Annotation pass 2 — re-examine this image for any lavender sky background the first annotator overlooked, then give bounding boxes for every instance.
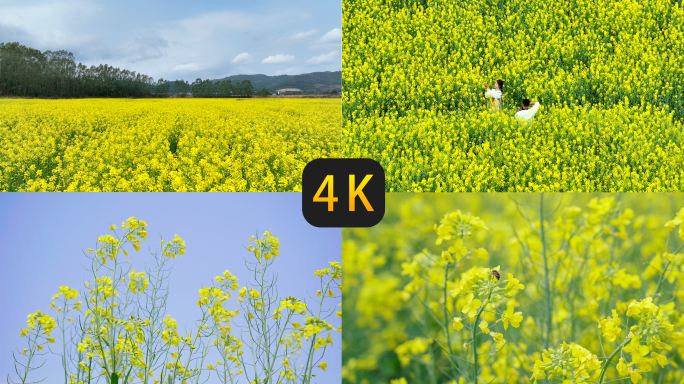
[0,193,341,384]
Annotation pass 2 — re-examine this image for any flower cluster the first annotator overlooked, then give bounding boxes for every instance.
[247,231,279,261]
[435,211,488,243]
[21,311,57,339]
[54,285,79,300]
[451,266,525,349]
[665,208,684,239]
[161,234,186,258]
[315,261,342,280]
[452,267,524,300]
[620,299,673,369]
[275,297,308,320]
[160,315,181,347]
[300,317,334,343]
[214,269,239,289]
[394,338,432,367]
[127,269,148,294]
[531,343,601,383]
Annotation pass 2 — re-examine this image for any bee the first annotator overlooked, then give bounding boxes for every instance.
[491,269,502,281]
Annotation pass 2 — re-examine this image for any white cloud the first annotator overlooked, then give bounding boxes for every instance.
[288,29,317,41]
[307,50,338,65]
[171,63,200,72]
[262,54,294,64]
[319,28,341,43]
[231,52,252,64]
[173,11,255,41]
[310,28,341,50]
[0,0,101,34]
[0,0,102,50]
[119,32,168,63]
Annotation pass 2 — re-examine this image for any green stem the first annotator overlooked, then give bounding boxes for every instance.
[471,306,485,384]
[21,325,42,383]
[268,308,294,382]
[443,261,456,379]
[598,338,631,384]
[258,257,271,383]
[109,237,126,377]
[653,261,671,299]
[302,337,317,384]
[62,298,68,384]
[243,309,258,383]
[88,357,93,384]
[303,278,330,384]
[91,258,112,379]
[469,279,495,384]
[144,258,164,384]
[540,193,551,350]
[194,313,213,384]
[654,243,684,299]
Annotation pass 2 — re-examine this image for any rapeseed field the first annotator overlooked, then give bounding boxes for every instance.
[343,0,684,191]
[0,98,340,191]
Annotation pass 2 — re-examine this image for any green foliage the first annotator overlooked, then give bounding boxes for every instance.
[0,42,161,98]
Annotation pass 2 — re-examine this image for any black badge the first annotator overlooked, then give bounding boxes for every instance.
[302,159,385,227]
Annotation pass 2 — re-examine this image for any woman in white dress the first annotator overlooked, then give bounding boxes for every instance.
[484,79,504,112]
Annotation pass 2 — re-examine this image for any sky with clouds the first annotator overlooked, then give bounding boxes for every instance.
[0,0,341,81]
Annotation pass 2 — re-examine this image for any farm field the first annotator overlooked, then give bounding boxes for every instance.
[342,193,684,384]
[343,0,684,192]
[0,98,340,191]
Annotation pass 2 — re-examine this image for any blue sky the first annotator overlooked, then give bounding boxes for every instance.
[0,193,341,384]
[0,0,341,81]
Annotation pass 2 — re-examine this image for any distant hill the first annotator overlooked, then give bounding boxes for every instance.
[216,71,341,93]
[215,74,292,91]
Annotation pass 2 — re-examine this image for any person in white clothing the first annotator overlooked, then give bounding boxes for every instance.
[515,99,540,122]
[484,79,504,112]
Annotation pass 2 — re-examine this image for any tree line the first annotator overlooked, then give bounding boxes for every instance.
[0,42,265,98]
[173,78,268,97]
